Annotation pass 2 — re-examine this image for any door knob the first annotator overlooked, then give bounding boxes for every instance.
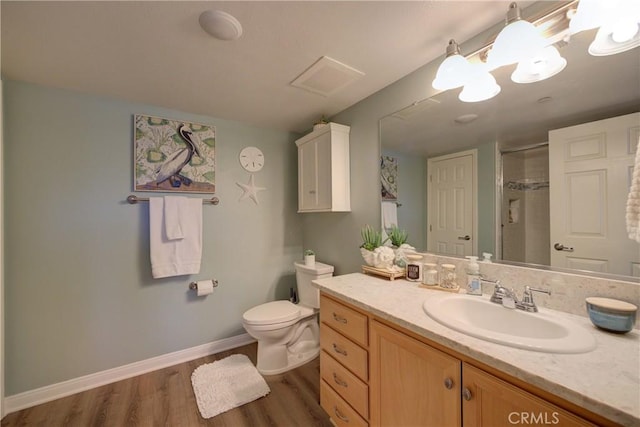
[553,243,574,252]
[458,235,471,241]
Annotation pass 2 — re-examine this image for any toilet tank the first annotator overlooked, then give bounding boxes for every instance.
[294,261,334,308]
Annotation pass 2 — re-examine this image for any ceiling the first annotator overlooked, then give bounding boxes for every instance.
[1,0,533,134]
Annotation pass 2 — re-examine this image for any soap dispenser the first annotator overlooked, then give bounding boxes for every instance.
[465,256,482,295]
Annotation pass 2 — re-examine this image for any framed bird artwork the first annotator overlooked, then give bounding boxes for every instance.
[134,114,216,193]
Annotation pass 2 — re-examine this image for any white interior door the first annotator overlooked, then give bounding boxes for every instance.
[427,150,477,256]
[549,112,640,277]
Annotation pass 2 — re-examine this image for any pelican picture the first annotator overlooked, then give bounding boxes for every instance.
[134,114,216,193]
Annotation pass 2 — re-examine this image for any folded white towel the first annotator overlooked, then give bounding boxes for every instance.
[150,197,202,278]
[164,196,186,240]
[626,139,640,243]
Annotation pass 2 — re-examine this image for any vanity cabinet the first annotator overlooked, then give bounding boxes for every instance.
[370,320,461,427]
[319,294,369,426]
[369,319,594,427]
[319,292,602,427]
[462,363,594,427]
[295,122,350,212]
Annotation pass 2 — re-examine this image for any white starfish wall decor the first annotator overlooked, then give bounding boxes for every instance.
[236,174,266,205]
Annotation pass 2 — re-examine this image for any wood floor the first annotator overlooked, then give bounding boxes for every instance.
[1,343,333,427]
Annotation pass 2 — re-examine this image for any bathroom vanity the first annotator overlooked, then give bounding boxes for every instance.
[314,273,639,427]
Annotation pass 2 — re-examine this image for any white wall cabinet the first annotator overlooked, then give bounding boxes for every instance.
[296,123,350,212]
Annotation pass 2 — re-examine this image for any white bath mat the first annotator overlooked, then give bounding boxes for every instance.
[191,354,271,419]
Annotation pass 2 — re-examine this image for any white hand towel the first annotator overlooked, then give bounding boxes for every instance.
[626,139,640,243]
[164,196,186,240]
[381,201,398,245]
[381,201,398,230]
[150,197,202,278]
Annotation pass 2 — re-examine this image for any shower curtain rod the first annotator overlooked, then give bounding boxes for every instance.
[500,142,549,154]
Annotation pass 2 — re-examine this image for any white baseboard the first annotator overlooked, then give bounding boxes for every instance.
[4,333,255,415]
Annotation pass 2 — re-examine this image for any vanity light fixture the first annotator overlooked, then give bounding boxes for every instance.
[459,64,501,103]
[431,1,638,102]
[570,0,640,56]
[511,45,567,84]
[486,2,549,70]
[432,39,472,90]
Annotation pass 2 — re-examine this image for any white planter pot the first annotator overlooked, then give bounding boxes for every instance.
[304,254,315,267]
[360,248,376,266]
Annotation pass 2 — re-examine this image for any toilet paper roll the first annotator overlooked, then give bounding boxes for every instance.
[196,280,215,296]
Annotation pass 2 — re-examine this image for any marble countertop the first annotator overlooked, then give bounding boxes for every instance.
[313,273,640,427]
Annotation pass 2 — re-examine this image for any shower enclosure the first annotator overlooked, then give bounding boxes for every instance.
[501,145,550,265]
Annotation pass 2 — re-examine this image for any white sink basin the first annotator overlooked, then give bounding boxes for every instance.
[423,293,596,353]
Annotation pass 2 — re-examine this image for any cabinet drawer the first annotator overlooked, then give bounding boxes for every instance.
[321,379,368,427]
[321,324,368,381]
[321,351,369,419]
[320,295,368,346]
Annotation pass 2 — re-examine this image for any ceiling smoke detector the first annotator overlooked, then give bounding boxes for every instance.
[199,10,243,41]
[454,113,479,124]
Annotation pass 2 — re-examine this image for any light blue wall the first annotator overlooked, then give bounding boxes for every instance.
[3,81,303,395]
[381,149,427,251]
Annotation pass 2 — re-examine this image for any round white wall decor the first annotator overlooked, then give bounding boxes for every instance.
[239,146,264,172]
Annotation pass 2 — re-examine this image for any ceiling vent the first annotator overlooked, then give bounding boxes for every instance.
[291,56,364,97]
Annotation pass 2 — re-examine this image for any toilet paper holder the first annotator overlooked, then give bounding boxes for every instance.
[189,280,219,290]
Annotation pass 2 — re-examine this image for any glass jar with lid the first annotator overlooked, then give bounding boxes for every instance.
[422,263,438,286]
[440,264,457,289]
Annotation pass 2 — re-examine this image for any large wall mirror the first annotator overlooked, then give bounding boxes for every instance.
[380,7,640,280]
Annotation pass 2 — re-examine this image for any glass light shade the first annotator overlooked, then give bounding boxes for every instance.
[432,54,472,90]
[511,46,567,83]
[486,20,548,69]
[459,66,501,103]
[569,0,610,34]
[589,22,640,55]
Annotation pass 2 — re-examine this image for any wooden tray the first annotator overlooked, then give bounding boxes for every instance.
[361,265,405,281]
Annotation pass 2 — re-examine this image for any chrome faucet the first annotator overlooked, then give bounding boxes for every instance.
[518,286,551,312]
[489,284,551,312]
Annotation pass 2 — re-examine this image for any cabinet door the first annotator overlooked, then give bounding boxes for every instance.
[298,134,331,211]
[462,363,594,427]
[370,321,461,427]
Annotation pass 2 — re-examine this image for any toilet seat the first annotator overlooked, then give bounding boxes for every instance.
[243,300,314,326]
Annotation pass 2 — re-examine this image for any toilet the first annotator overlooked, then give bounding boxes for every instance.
[242,261,334,375]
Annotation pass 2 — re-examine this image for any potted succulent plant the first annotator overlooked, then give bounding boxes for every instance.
[360,225,395,269]
[387,225,408,248]
[304,249,315,267]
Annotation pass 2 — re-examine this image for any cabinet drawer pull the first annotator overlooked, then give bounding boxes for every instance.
[332,312,348,324]
[332,343,348,356]
[333,372,348,388]
[334,406,349,423]
[444,377,454,389]
[309,190,317,194]
[462,388,472,401]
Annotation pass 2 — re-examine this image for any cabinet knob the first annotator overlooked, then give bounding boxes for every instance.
[462,388,472,401]
[444,377,454,389]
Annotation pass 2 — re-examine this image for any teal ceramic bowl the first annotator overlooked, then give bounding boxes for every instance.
[585,297,637,333]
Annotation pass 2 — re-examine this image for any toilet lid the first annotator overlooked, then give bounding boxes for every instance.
[243,300,301,325]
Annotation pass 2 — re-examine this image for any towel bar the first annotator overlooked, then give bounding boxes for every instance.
[126,195,219,205]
